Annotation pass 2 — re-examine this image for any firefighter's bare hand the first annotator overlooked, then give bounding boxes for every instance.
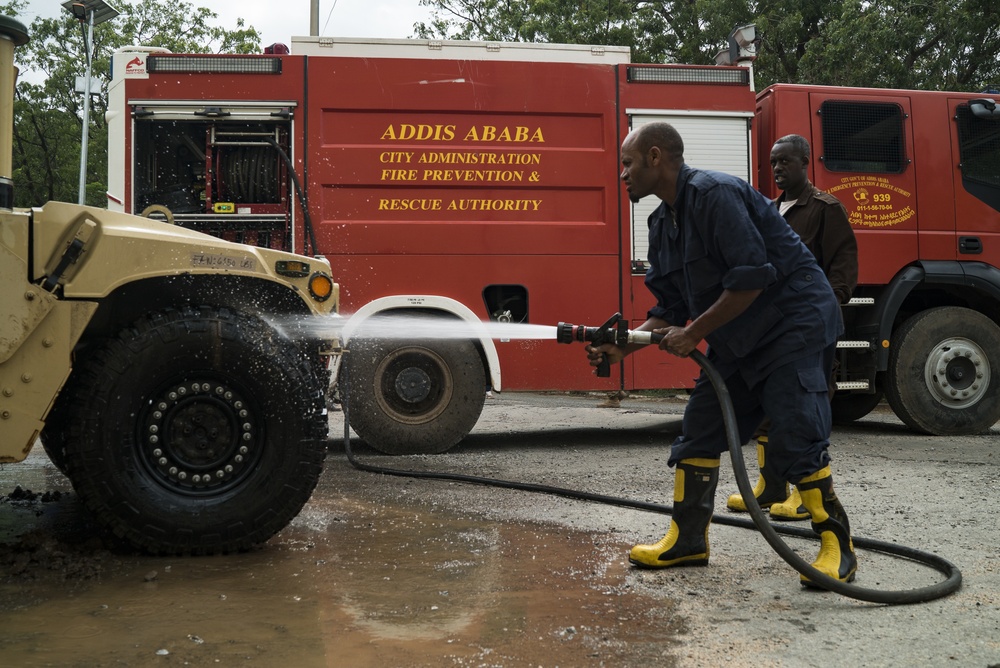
[656,326,699,357]
[586,343,624,368]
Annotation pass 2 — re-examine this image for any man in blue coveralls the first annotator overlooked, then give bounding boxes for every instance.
[587,122,857,586]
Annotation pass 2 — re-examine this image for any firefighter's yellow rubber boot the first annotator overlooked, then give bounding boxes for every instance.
[726,436,789,511]
[768,487,810,520]
[796,466,857,587]
[629,458,719,569]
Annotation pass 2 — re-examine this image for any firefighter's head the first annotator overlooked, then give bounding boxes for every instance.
[770,134,810,198]
[620,122,684,204]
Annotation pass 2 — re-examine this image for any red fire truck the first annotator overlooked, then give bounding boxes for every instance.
[106,37,1000,452]
[756,86,1000,437]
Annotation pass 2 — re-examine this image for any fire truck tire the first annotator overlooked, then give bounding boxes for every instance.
[831,388,885,424]
[344,337,486,455]
[885,306,1000,435]
[59,306,329,555]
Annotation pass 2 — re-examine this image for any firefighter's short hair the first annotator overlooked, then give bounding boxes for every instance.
[636,122,684,162]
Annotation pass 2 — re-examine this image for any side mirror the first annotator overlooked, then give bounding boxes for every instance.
[969,98,1000,119]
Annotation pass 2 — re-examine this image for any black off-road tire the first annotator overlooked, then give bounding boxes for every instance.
[40,361,95,474]
[60,306,329,555]
[40,386,74,474]
[344,337,486,455]
[885,306,1000,435]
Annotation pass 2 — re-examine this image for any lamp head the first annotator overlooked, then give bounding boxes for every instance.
[727,24,759,64]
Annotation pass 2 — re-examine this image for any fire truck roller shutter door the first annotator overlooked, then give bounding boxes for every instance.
[627,112,753,272]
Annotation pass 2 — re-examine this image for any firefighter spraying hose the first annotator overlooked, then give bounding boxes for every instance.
[339,312,962,605]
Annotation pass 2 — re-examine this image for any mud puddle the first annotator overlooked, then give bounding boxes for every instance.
[0,463,684,667]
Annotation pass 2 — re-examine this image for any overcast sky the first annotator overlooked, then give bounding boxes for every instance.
[21,0,435,48]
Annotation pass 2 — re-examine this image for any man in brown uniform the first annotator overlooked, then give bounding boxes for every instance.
[726,134,858,520]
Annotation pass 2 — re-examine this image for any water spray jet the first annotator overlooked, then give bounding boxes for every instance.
[267,312,558,343]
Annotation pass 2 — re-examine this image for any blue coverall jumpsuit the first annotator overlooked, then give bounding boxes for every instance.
[646,165,842,484]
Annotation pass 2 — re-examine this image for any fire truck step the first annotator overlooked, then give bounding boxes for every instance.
[835,380,871,391]
[836,340,872,349]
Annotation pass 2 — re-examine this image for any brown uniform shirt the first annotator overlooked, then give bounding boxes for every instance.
[775,182,858,304]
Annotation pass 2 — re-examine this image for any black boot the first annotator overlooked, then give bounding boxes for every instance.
[796,466,857,587]
[726,436,789,511]
[629,458,719,568]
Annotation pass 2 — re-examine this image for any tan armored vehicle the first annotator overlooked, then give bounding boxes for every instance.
[0,16,339,554]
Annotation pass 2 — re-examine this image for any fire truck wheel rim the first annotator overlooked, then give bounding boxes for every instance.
[923,337,990,409]
[373,346,454,425]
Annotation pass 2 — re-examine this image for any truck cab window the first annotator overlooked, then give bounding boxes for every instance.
[956,103,1000,213]
[820,100,906,173]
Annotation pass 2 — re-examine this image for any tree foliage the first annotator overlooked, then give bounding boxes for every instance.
[4,1,999,209]
[1,0,260,207]
[416,0,1000,91]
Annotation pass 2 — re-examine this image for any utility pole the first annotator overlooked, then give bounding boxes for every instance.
[63,1,119,205]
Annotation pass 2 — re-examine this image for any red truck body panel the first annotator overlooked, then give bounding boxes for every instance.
[111,48,756,392]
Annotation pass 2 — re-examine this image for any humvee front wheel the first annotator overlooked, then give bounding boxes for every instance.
[40,382,75,473]
[62,306,328,555]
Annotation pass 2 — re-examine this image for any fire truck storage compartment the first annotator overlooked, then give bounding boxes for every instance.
[132,103,293,248]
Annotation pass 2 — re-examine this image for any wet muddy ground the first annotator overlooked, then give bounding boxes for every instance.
[0,479,680,667]
[2,392,999,667]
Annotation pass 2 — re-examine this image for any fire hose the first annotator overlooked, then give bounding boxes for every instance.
[339,314,962,605]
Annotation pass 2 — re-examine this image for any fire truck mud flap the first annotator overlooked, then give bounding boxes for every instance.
[343,335,487,455]
[54,305,329,555]
[886,306,1000,435]
[831,383,885,424]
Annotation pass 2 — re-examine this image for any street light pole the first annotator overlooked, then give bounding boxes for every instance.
[78,7,94,204]
[63,0,118,206]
